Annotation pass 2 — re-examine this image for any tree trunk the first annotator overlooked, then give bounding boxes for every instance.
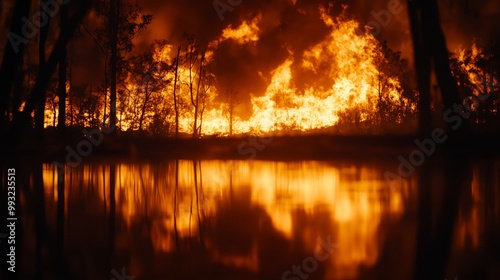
[424,0,467,134]
[35,1,51,137]
[188,43,196,137]
[173,46,181,138]
[408,0,432,136]
[58,3,67,134]
[193,53,204,138]
[14,1,93,135]
[409,1,470,280]
[138,80,150,131]
[109,0,119,131]
[0,0,31,135]
[229,104,233,136]
[378,71,383,124]
[103,59,107,125]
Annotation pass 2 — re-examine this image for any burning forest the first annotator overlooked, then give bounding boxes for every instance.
[1,0,500,280]
[1,0,499,139]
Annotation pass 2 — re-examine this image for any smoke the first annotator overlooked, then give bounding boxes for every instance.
[129,0,498,116]
[438,0,500,51]
[136,0,330,113]
[1,0,497,114]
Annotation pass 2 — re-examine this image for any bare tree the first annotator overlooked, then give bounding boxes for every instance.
[93,0,152,131]
[185,36,206,138]
[223,88,240,136]
[197,71,215,136]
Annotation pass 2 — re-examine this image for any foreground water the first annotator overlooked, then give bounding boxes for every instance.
[14,159,500,279]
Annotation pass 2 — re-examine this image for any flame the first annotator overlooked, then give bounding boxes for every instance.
[200,8,408,135]
[220,15,261,45]
[38,160,499,278]
[39,160,410,279]
[44,6,413,135]
[454,42,499,96]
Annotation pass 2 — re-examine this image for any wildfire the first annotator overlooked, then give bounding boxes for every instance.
[220,15,261,45]
[198,8,407,135]
[45,5,413,136]
[455,42,498,96]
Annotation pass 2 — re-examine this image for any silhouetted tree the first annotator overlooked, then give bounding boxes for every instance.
[173,45,181,137]
[123,41,171,132]
[58,3,68,133]
[197,69,215,136]
[449,45,500,125]
[34,0,51,137]
[408,0,465,136]
[12,1,94,141]
[408,1,472,280]
[0,0,31,137]
[375,41,416,124]
[223,88,240,136]
[92,0,152,131]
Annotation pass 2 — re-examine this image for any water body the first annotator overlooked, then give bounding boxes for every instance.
[14,159,500,279]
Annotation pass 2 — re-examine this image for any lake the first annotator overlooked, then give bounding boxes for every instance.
[13,158,500,279]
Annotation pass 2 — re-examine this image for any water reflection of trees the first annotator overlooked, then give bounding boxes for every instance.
[13,159,500,279]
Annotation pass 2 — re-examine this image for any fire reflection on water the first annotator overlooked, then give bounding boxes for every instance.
[38,159,496,279]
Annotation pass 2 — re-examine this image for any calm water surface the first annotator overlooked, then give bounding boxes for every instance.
[16,159,500,279]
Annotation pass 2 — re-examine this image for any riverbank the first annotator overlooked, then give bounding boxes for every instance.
[3,131,500,162]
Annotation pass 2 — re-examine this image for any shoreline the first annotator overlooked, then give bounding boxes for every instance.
[3,132,500,162]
